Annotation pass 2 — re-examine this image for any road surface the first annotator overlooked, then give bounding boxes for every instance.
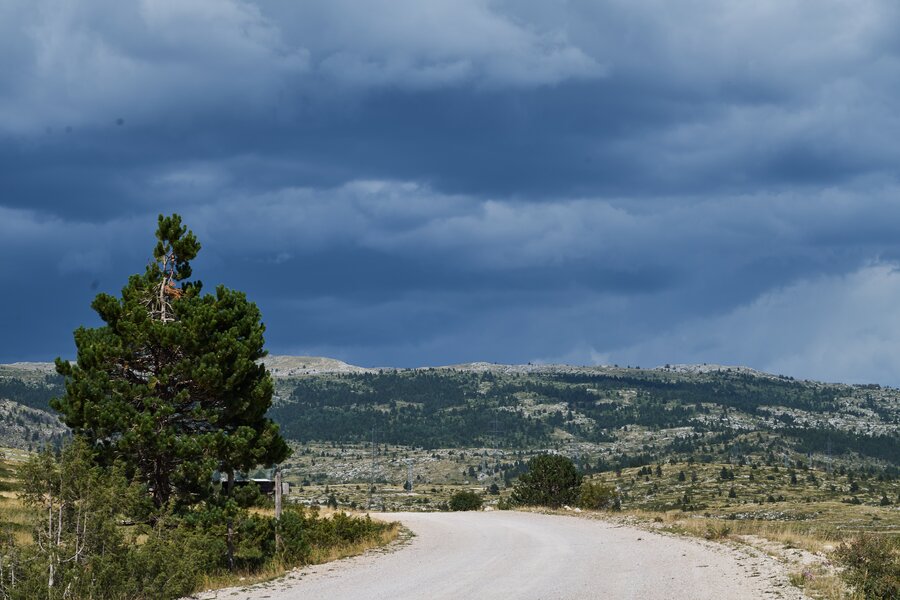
[199,511,806,600]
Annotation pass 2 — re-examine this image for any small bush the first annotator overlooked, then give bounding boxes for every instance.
[577,482,619,511]
[510,455,582,508]
[449,490,483,511]
[125,524,224,599]
[835,534,899,599]
[704,522,732,540]
[232,482,265,508]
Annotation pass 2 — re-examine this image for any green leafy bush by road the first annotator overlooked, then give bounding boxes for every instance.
[449,490,483,511]
[511,455,582,508]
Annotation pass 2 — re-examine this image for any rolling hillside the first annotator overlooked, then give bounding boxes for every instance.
[264,358,900,475]
[0,364,67,450]
[2,356,898,475]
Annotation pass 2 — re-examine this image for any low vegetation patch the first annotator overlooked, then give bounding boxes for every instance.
[510,454,582,508]
[578,481,620,511]
[0,442,398,600]
[835,534,899,599]
[448,490,483,511]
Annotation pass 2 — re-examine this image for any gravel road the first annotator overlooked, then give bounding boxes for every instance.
[198,511,807,600]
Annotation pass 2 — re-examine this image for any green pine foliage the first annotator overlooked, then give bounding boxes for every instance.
[0,374,63,412]
[51,214,289,509]
[448,490,483,511]
[275,371,552,447]
[511,455,582,508]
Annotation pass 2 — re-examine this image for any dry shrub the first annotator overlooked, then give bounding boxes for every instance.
[835,534,899,600]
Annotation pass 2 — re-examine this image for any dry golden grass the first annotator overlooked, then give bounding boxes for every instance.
[199,562,289,591]
[0,457,34,546]
[789,567,846,600]
[648,513,837,553]
[248,505,275,518]
[307,523,400,564]
[250,505,375,520]
[636,502,898,549]
[0,499,31,525]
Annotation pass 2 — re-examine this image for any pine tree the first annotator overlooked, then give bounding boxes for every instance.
[52,214,289,510]
[511,454,582,508]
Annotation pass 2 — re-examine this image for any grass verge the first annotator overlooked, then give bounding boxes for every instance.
[198,518,401,593]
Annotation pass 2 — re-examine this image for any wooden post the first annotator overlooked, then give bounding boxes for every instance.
[274,468,283,520]
[226,470,235,571]
[274,467,282,552]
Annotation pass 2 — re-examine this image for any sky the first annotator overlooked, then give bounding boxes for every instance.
[2,0,900,384]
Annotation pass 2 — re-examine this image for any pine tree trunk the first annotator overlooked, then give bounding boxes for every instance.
[57,504,63,547]
[47,492,54,597]
[159,275,167,322]
[153,459,171,509]
[226,520,235,572]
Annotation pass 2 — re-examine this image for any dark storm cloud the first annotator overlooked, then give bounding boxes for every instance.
[4,0,900,383]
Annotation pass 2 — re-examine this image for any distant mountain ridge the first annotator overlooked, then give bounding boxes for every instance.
[0,356,862,386]
[263,356,822,385]
[261,356,899,472]
[262,355,375,376]
[1,357,897,472]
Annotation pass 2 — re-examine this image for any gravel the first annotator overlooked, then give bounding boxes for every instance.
[196,511,808,600]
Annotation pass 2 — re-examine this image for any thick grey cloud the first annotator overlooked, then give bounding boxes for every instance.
[599,264,900,385]
[3,0,900,383]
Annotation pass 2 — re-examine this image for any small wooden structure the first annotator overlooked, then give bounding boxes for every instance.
[233,478,290,497]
